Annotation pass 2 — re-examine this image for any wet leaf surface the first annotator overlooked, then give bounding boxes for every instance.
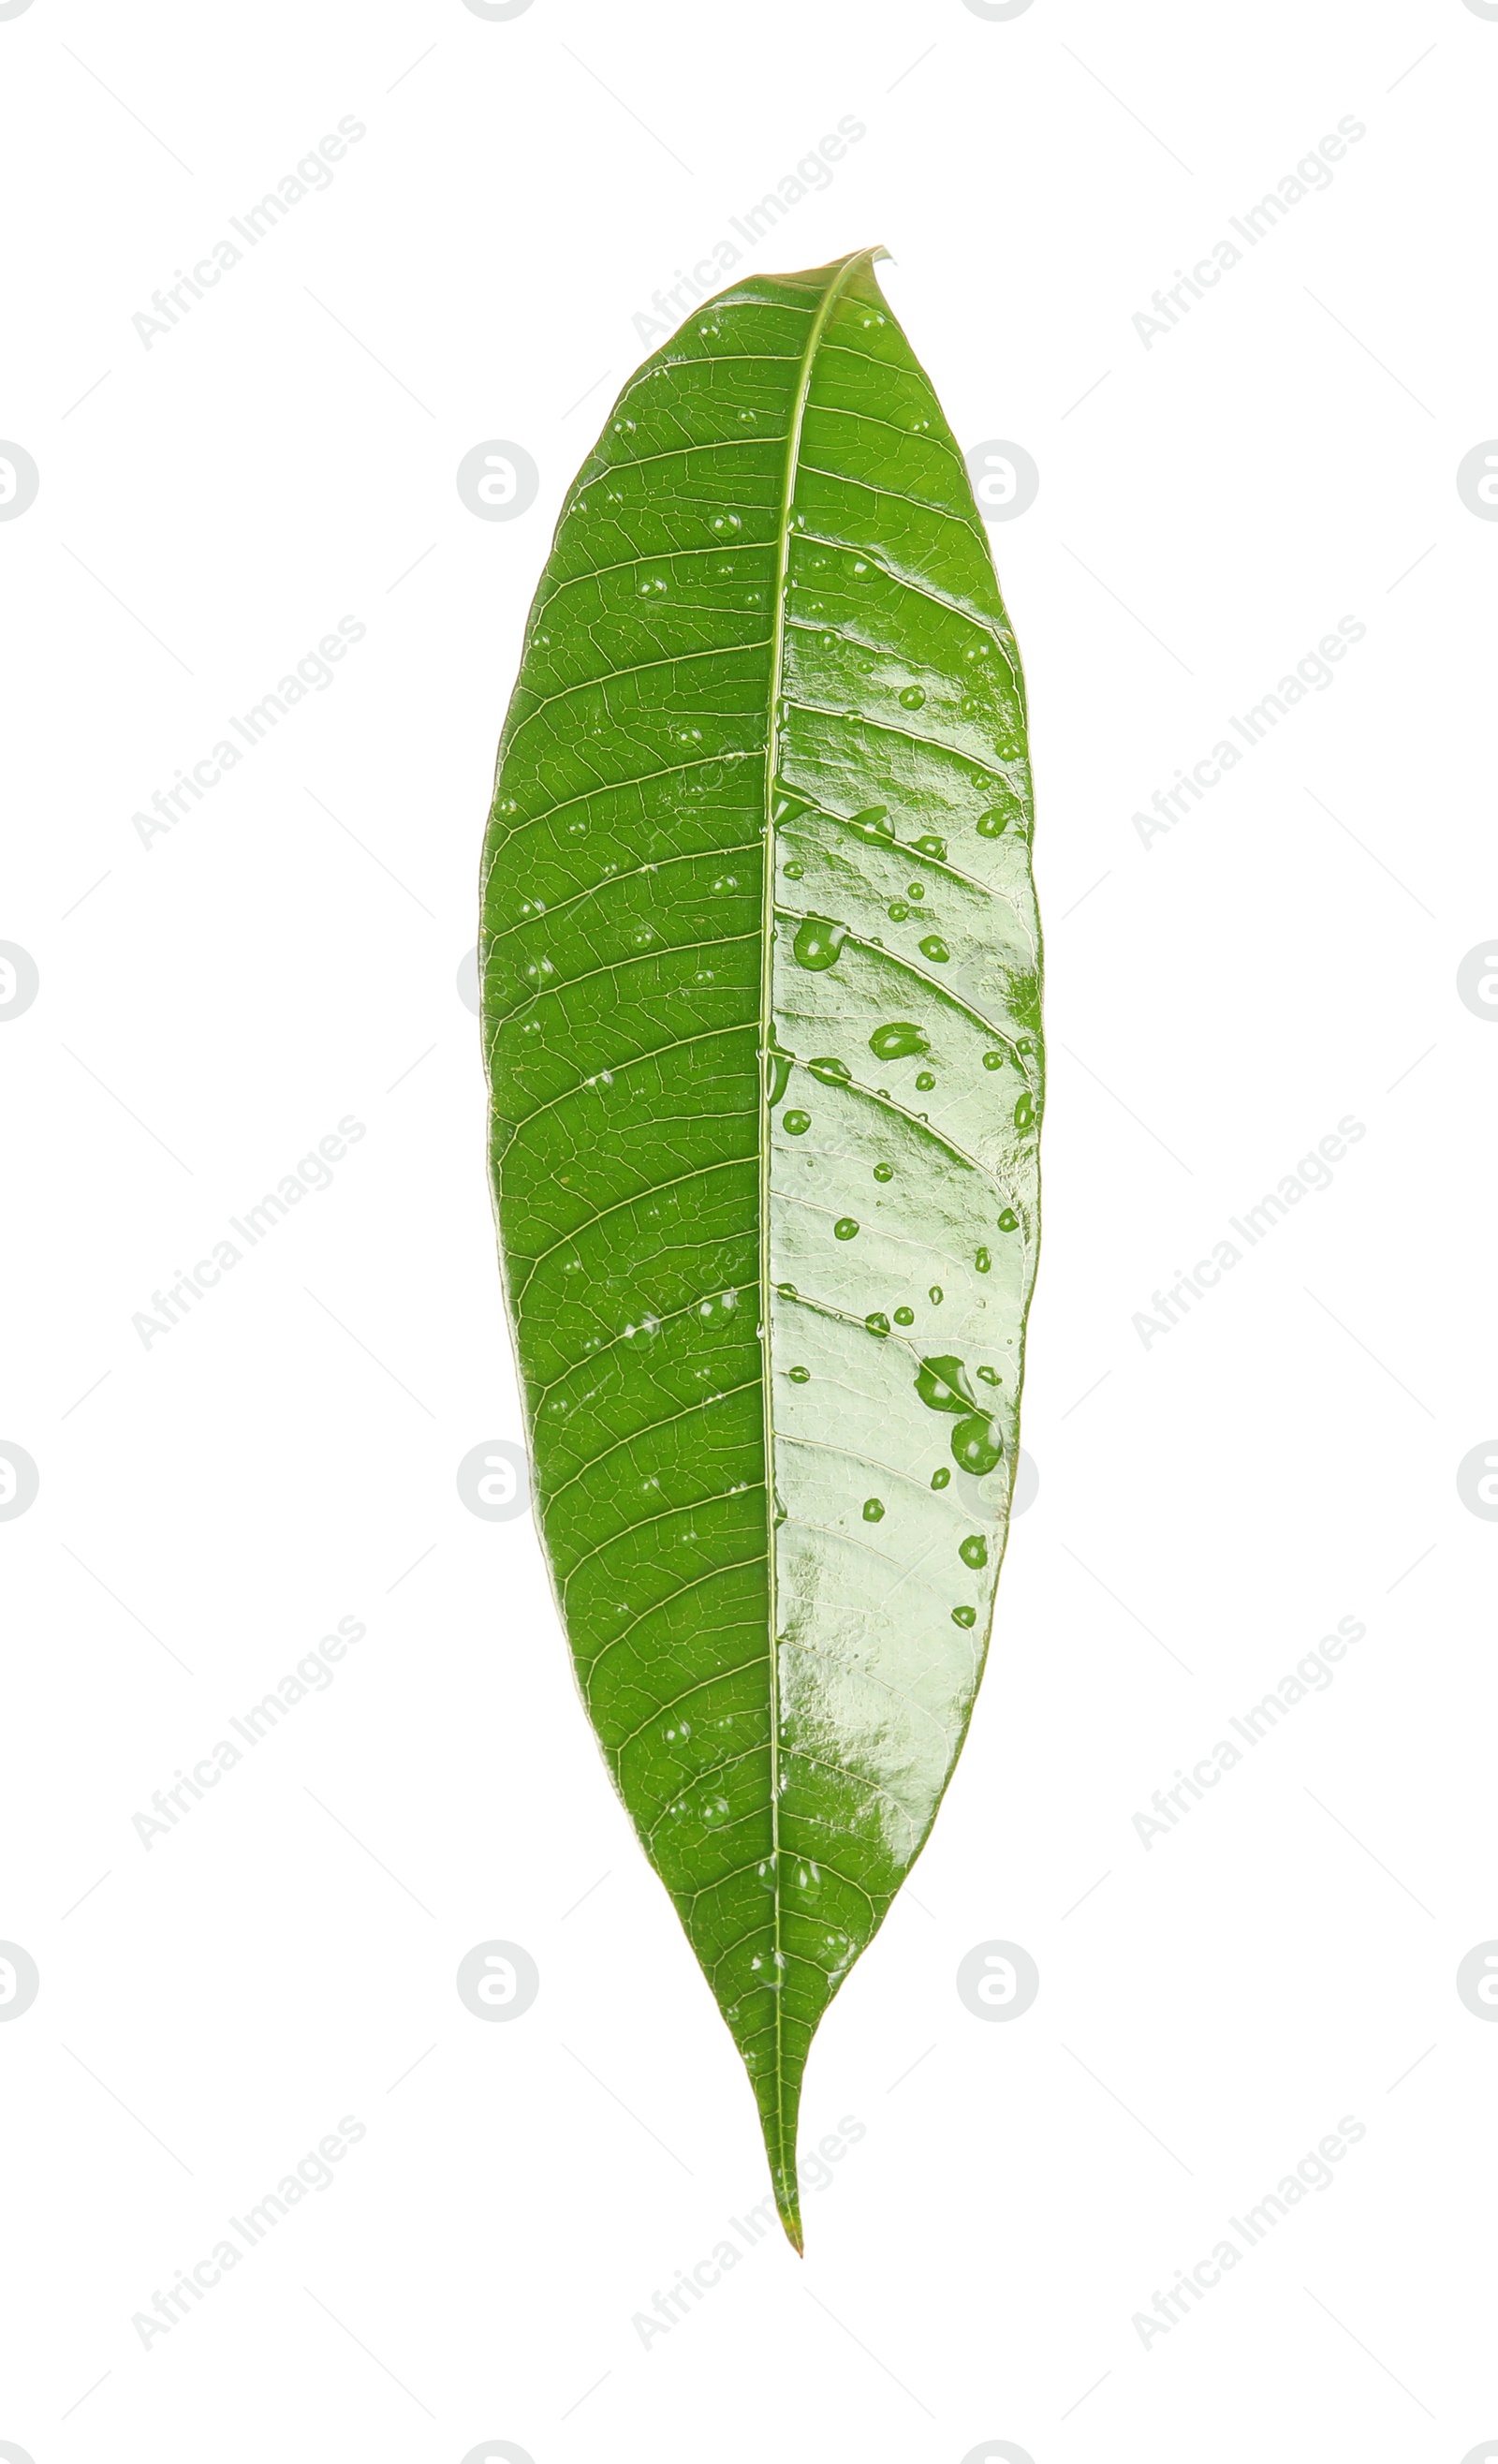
[481,247,1043,2244]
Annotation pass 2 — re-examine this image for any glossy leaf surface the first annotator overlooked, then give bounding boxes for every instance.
[481,248,1042,2245]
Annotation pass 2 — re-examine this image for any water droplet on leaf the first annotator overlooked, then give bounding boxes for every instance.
[914,1354,979,1414]
[951,1416,1003,1475]
[792,917,847,971]
[869,1022,928,1061]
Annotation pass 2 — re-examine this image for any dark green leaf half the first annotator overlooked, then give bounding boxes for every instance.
[481,246,1042,2246]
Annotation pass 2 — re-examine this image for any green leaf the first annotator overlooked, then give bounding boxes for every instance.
[481,246,1042,2247]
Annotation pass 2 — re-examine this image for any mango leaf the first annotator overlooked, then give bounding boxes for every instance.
[481,247,1042,2247]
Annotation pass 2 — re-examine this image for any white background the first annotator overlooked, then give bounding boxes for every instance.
[3,1,1496,2458]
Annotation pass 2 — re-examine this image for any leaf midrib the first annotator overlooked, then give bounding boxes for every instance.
[758,250,877,2234]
